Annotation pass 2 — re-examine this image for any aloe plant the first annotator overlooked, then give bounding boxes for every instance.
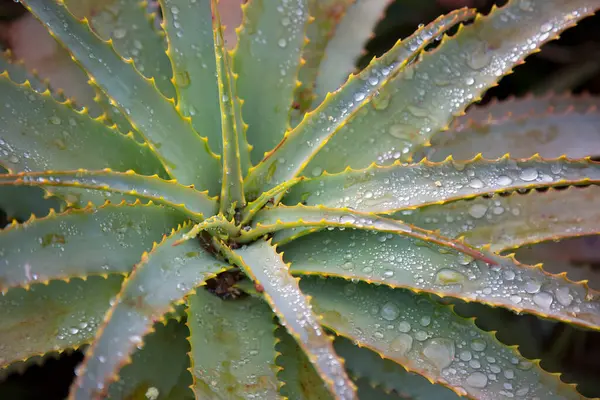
[1,0,600,398]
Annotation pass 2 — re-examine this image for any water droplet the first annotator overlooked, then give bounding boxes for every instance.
[496,175,513,186]
[524,280,541,294]
[519,168,538,181]
[470,338,487,352]
[423,338,455,370]
[467,371,488,388]
[380,302,400,321]
[311,167,323,177]
[468,178,484,189]
[390,333,413,355]
[420,316,431,327]
[435,269,466,285]
[113,27,127,39]
[459,350,472,361]
[341,261,354,270]
[533,291,553,309]
[555,287,573,307]
[278,38,287,48]
[468,204,488,219]
[50,116,61,125]
[398,321,411,333]
[8,154,19,164]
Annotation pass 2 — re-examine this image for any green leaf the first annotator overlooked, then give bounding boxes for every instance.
[308,0,600,173]
[0,169,218,220]
[0,202,185,291]
[354,378,414,400]
[91,82,135,138]
[241,177,303,225]
[213,2,247,214]
[0,275,122,369]
[233,0,310,165]
[159,0,222,154]
[334,336,460,399]
[22,0,222,192]
[301,277,583,399]
[108,319,193,400]
[0,185,63,223]
[187,288,280,398]
[69,224,228,399]
[0,50,62,98]
[283,229,600,330]
[0,74,163,176]
[284,157,600,213]
[275,326,334,400]
[64,0,175,99]
[245,8,476,196]
[397,185,600,252]
[420,100,600,162]
[220,239,357,399]
[292,0,355,116]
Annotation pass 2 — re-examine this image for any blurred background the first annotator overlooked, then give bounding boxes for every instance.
[1,0,599,398]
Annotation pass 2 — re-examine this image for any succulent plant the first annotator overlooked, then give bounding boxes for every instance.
[1,0,600,398]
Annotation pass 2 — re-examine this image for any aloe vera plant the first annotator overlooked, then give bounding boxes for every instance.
[1,0,600,398]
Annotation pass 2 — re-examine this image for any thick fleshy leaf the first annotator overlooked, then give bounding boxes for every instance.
[275,326,334,400]
[22,0,221,192]
[0,275,122,369]
[90,82,135,137]
[420,101,600,162]
[0,169,218,220]
[187,288,279,398]
[0,74,163,176]
[308,0,600,173]
[292,0,355,116]
[222,240,357,399]
[107,319,193,399]
[64,0,175,98]
[0,186,63,223]
[283,229,600,330]
[284,157,600,213]
[69,224,228,399]
[302,277,583,399]
[334,336,460,399]
[245,8,476,196]
[240,177,303,225]
[397,185,600,252]
[0,50,60,97]
[0,202,185,291]
[160,0,222,152]
[213,2,247,213]
[233,0,310,164]
[313,0,390,100]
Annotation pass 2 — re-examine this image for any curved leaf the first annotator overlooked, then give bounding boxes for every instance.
[397,185,600,252]
[159,0,222,152]
[0,74,163,176]
[221,239,357,400]
[0,202,185,291]
[0,275,122,369]
[307,0,600,173]
[302,277,583,399]
[421,102,600,162]
[284,156,600,213]
[187,288,279,398]
[283,229,600,330]
[0,169,218,220]
[241,177,303,225]
[0,186,63,223]
[69,224,228,399]
[275,326,334,400]
[245,8,476,196]
[334,336,460,400]
[65,0,175,98]
[22,0,222,192]
[233,0,310,164]
[0,50,59,96]
[108,319,193,400]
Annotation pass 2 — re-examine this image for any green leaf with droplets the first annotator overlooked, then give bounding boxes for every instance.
[240,177,303,226]
[283,228,600,330]
[285,157,600,213]
[220,239,357,399]
[0,185,63,223]
[275,326,334,400]
[0,275,122,369]
[0,169,218,220]
[233,0,310,165]
[22,0,221,193]
[245,8,476,196]
[301,277,583,399]
[292,0,355,117]
[334,336,460,399]
[0,202,185,291]
[419,100,600,162]
[69,224,228,399]
[307,0,600,173]
[64,0,175,99]
[108,319,193,400]
[213,2,247,213]
[187,288,279,399]
[0,50,60,97]
[0,74,163,176]
[397,185,600,252]
[159,0,222,155]
[91,82,135,138]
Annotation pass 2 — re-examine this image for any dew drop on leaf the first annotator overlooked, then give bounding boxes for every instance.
[423,338,455,370]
